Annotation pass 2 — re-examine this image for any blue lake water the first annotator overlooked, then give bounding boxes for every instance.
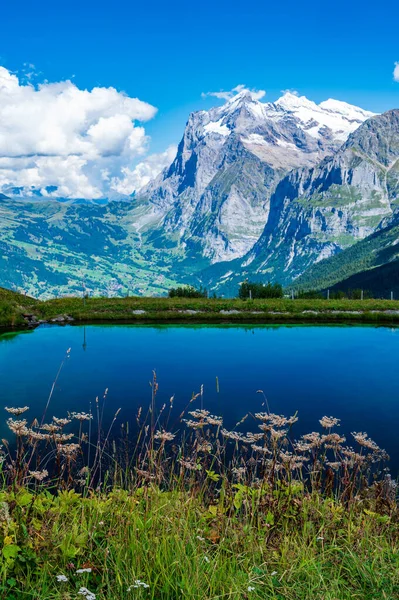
[1,323,399,473]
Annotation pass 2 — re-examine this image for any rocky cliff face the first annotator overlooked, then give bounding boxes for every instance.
[202,110,399,292]
[139,91,374,264]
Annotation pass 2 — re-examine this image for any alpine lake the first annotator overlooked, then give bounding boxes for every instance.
[1,322,398,474]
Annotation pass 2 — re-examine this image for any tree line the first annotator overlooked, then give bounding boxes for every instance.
[168,282,379,300]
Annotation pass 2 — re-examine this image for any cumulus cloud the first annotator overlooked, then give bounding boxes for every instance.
[112,145,177,194]
[0,66,166,198]
[394,62,399,83]
[202,84,266,102]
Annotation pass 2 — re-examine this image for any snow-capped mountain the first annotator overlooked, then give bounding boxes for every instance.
[198,109,399,295]
[139,91,374,262]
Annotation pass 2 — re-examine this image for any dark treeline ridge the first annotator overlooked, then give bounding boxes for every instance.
[168,285,209,298]
[238,281,284,299]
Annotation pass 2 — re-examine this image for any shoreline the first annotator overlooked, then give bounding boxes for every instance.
[5,294,399,329]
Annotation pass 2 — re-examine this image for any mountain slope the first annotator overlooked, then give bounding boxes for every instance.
[0,196,181,298]
[200,109,399,294]
[291,213,399,292]
[329,259,399,297]
[138,91,374,265]
[0,93,383,299]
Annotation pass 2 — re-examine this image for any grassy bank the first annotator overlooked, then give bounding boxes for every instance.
[0,287,37,328]
[2,485,398,600]
[4,289,399,328]
[1,385,398,599]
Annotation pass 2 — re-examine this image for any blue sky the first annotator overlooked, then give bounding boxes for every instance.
[1,0,398,153]
[0,0,397,199]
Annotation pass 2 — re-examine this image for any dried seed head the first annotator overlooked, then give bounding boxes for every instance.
[5,407,29,415]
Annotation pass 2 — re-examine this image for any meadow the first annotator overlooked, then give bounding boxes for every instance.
[4,287,399,328]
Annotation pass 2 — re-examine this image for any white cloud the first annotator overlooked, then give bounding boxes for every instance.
[394,62,399,83]
[202,84,266,102]
[0,66,162,198]
[111,145,177,195]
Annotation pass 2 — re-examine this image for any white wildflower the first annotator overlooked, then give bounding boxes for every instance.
[78,588,96,600]
[56,574,68,582]
[76,568,92,573]
[29,469,48,482]
[128,579,150,590]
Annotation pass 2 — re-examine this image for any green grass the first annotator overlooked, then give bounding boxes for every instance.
[5,290,399,327]
[2,486,399,600]
[0,287,37,328]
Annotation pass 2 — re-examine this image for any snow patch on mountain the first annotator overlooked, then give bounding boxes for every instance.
[138,89,375,264]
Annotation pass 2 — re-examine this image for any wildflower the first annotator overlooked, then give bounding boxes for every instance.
[53,433,75,442]
[248,586,255,592]
[78,588,96,600]
[57,443,80,456]
[7,418,29,436]
[179,458,201,471]
[322,433,346,448]
[196,535,205,541]
[56,574,68,582]
[279,451,308,470]
[154,430,175,442]
[128,580,149,589]
[301,432,322,448]
[28,431,50,441]
[203,556,210,563]
[135,468,156,481]
[41,423,61,433]
[294,440,312,452]
[255,412,298,428]
[251,444,271,455]
[351,432,380,451]
[71,412,93,421]
[206,415,223,426]
[5,406,29,415]
[269,428,287,441]
[319,416,340,429]
[184,419,206,429]
[243,432,263,443]
[232,466,247,479]
[326,461,341,470]
[53,416,71,426]
[76,568,92,573]
[196,441,212,453]
[316,536,324,541]
[29,469,48,481]
[189,409,210,419]
[221,429,243,441]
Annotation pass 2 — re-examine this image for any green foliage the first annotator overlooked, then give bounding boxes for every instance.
[4,291,399,329]
[168,285,208,298]
[0,487,398,599]
[238,281,283,299]
[296,289,325,299]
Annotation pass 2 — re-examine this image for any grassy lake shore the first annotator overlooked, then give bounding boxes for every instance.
[4,290,399,328]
